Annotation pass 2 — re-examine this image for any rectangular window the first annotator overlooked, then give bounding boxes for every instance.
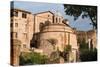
[11,11,18,17]
[11,32,13,38]
[22,13,27,18]
[10,23,13,27]
[11,18,13,22]
[15,32,18,38]
[15,23,18,27]
[13,32,18,38]
[11,11,13,17]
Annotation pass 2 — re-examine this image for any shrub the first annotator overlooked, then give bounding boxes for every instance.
[80,48,97,61]
[19,52,48,65]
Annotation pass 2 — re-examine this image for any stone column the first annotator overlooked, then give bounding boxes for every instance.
[88,39,91,50]
[11,39,21,66]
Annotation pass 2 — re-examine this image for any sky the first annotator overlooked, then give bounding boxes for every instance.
[12,1,93,31]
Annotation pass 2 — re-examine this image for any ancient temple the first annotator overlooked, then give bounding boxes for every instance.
[11,8,78,65]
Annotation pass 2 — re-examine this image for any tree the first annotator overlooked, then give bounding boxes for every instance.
[80,48,97,61]
[63,4,97,29]
[63,45,72,62]
[79,38,88,51]
[78,38,97,62]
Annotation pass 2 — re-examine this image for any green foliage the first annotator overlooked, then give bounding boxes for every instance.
[62,45,72,62]
[64,45,71,53]
[80,48,97,61]
[19,52,48,65]
[50,51,60,60]
[79,38,88,51]
[78,38,97,61]
[63,4,97,29]
[49,51,60,64]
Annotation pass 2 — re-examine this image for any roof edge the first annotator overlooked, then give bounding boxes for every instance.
[11,8,31,14]
[33,11,54,16]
